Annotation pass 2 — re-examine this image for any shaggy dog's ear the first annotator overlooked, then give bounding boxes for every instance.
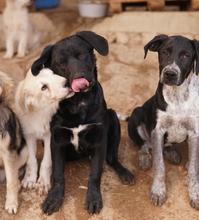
[144,34,169,59]
[76,31,109,56]
[31,45,54,76]
[0,71,13,99]
[18,89,33,113]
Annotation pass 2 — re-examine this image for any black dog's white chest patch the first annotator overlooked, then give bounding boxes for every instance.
[62,123,101,151]
[70,124,88,151]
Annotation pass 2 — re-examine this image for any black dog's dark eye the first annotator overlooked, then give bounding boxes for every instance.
[162,51,168,56]
[41,84,48,91]
[183,54,189,59]
[80,53,85,57]
[59,62,64,66]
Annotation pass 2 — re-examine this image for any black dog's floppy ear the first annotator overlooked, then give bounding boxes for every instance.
[192,39,199,75]
[144,34,169,59]
[31,45,54,76]
[76,31,108,56]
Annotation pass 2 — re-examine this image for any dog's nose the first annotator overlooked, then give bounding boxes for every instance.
[64,81,69,88]
[164,71,177,79]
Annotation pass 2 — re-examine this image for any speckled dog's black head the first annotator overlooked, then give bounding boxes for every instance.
[144,35,199,86]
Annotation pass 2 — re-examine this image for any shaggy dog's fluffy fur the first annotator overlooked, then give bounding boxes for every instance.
[14,68,74,195]
[0,70,28,214]
[2,0,40,59]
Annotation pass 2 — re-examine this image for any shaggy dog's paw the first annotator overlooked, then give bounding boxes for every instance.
[21,175,37,189]
[35,177,51,195]
[150,183,167,206]
[21,167,37,189]
[21,179,36,189]
[138,152,152,171]
[5,201,18,214]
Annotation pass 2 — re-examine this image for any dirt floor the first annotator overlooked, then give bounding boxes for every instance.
[0,0,199,220]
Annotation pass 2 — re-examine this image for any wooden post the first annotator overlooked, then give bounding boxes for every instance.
[0,0,5,13]
[191,0,199,10]
[147,0,165,11]
[109,1,123,13]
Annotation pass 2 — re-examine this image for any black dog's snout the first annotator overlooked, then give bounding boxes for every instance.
[64,81,69,88]
[76,73,86,79]
[164,71,177,79]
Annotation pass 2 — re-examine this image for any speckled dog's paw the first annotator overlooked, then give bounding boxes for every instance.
[189,184,199,210]
[150,182,167,206]
[138,152,152,171]
[164,147,181,165]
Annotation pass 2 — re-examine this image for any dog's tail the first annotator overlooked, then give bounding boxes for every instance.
[117,114,130,122]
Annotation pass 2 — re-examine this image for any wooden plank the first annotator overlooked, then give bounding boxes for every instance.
[109,0,199,12]
[109,0,189,3]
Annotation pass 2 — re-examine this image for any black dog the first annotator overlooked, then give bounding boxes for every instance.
[31,31,134,215]
[128,35,199,209]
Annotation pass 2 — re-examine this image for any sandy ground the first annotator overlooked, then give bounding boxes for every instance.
[0,0,199,220]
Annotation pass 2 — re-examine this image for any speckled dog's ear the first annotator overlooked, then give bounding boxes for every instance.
[192,39,199,75]
[144,34,169,59]
[31,45,54,76]
[76,31,108,56]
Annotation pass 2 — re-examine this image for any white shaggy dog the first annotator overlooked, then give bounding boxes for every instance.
[2,0,40,59]
[0,70,28,214]
[14,68,74,195]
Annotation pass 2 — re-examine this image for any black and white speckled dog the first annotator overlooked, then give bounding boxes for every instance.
[128,35,199,210]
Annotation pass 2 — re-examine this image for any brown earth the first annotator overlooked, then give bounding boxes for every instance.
[0,1,199,220]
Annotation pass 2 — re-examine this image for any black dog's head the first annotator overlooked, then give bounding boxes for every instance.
[31,31,108,92]
[144,34,199,86]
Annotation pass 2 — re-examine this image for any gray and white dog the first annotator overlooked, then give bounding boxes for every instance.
[128,35,199,210]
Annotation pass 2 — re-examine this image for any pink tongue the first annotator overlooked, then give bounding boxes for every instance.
[71,78,89,92]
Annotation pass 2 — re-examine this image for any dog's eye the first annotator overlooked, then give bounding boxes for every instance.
[41,85,48,91]
[80,53,85,57]
[183,54,189,59]
[162,51,168,56]
[59,62,64,66]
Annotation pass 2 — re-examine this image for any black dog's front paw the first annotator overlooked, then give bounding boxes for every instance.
[85,192,103,214]
[42,186,64,215]
[119,168,135,185]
